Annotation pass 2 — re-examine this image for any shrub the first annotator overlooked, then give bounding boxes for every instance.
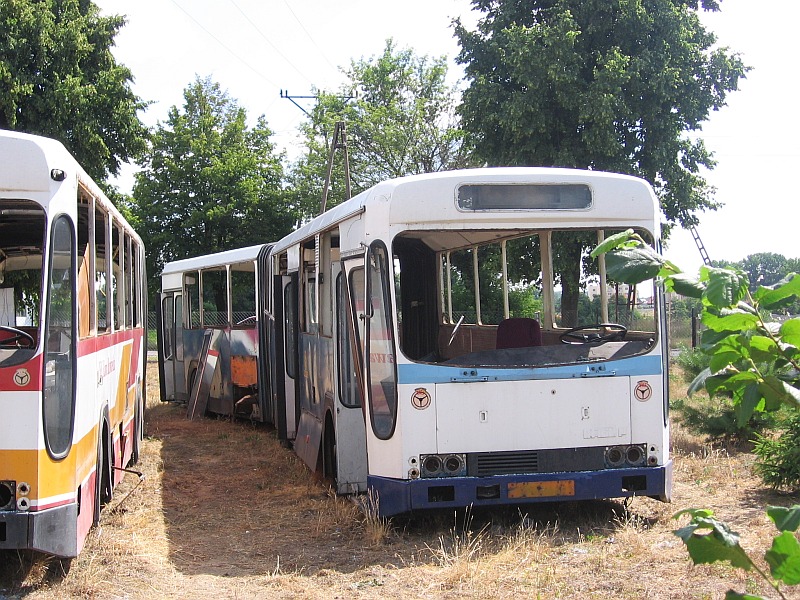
[753,410,800,491]
[673,345,710,382]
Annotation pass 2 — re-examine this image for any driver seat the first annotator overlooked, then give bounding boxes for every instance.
[496,317,542,349]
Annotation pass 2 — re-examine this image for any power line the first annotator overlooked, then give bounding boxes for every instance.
[228,0,315,86]
[168,0,279,90]
[281,0,339,76]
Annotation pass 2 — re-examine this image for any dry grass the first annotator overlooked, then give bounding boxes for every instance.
[1,359,798,599]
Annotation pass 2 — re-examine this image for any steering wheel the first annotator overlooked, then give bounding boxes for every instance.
[0,325,35,348]
[559,323,627,345]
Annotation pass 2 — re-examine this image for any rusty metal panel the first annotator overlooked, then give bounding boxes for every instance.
[507,480,575,499]
[231,354,257,387]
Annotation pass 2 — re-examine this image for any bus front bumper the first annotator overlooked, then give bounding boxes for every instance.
[0,503,78,557]
[368,461,673,517]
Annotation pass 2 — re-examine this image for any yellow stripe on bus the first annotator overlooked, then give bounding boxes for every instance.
[0,423,99,503]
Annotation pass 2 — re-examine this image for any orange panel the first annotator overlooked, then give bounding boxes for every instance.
[231,355,257,387]
[507,480,575,499]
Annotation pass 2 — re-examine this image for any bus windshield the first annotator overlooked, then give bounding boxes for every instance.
[392,226,657,367]
[0,199,46,365]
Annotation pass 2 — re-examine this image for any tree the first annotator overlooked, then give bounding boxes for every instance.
[288,39,471,220]
[739,252,790,291]
[127,76,292,299]
[455,0,748,325]
[0,0,147,183]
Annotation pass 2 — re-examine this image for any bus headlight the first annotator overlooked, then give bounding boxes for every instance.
[421,454,467,478]
[605,444,648,468]
[422,455,442,477]
[0,480,15,511]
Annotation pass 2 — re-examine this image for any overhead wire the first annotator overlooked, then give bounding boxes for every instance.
[168,0,280,91]
[228,0,315,86]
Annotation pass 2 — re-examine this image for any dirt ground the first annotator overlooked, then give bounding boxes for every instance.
[1,360,798,599]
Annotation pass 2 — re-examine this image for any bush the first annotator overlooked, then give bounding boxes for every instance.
[671,394,776,444]
[673,345,709,382]
[753,410,800,491]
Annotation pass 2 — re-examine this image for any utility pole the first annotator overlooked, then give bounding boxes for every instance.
[280,90,355,214]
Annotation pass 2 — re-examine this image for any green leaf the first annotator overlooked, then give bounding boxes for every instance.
[754,273,800,308]
[737,384,765,427]
[702,310,760,333]
[709,350,743,374]
[673,517,752,570]
[767,505,800,532]
[687,367,712,396]
[604,248,663,283]
[759,377,800,410]
[591,229,635,257]
[780,318,800,347]
[667,273,704,298]
[705,268,748,308]
[764,531,800,585]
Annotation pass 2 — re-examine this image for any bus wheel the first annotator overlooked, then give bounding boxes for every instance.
[93,433,103,526]
[322,420,337,486]
[94,419,112,527]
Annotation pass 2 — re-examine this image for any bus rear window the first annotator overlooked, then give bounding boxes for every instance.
[457,184,591,211]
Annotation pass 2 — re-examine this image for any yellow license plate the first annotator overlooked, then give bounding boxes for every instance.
[507,480,575,499]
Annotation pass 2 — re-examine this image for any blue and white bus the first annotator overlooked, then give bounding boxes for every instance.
[264,167,671,516]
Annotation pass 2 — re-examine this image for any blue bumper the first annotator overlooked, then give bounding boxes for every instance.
[368,461,673,517]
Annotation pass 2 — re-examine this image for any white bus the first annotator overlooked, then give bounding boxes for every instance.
[157,244,274,421]
[265,167,671,516]
[0,131,146,557]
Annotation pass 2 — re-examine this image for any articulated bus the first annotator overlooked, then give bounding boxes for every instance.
[157,244,273,421]
[264,167,671,516]
[0,131,146,557]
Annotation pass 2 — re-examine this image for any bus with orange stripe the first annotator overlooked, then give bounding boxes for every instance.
[0,131,146,558]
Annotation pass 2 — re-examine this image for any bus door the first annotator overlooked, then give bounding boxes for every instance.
[280,273,299,440]
[332,259,367,493]
[158,292,186,401]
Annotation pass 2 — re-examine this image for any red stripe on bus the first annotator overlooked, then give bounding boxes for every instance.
[0,354,44,391]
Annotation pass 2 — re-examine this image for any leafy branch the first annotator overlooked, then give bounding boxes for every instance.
[673,506,800,600]
[593,229,800,599]
[592,229,800,426]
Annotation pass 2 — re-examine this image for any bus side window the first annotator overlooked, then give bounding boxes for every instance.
[230,265,256,326]
[94,206,109,332]
[77,194,92,338]
[111,221,123,331]
[201,267,227,327]
[185,272,200,328]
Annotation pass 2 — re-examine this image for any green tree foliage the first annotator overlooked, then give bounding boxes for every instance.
[455,0,747,229]
[454,0,747,326]
[127,76,292,298]
[289,39,471,220]
[0,0,147,183]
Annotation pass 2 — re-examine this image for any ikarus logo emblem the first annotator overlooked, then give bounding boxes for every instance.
[14,368,31,387]
[411,388,431,410]
[634,380,652,401]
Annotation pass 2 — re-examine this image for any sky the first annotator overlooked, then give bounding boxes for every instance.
[94,0,799,275]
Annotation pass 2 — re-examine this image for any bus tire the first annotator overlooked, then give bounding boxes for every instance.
[322,417,337,485]
[93,431,103,526]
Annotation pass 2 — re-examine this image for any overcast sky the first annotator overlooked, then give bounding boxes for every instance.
[94,0,799,274]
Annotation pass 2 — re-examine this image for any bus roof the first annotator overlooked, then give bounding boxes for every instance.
[270,167,658,255]
[160,243,272,277]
